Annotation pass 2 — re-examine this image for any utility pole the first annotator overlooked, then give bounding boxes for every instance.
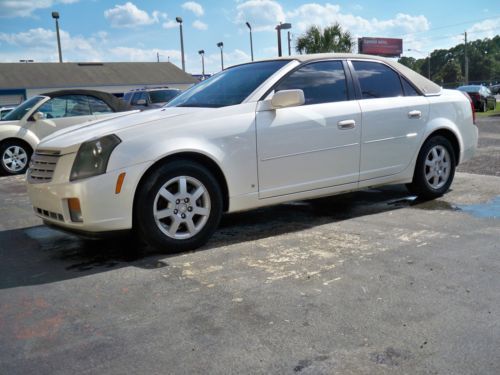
[246,22,254,61]
[464,31,469,85]
[157,52,159,63]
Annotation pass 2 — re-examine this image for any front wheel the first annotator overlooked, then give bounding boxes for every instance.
[0,140,32,175]
[407,136,456,199]
[134,160,223,253]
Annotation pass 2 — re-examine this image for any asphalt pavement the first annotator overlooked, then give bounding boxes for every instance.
[0,116,499,374]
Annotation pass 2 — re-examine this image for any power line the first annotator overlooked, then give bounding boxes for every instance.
[390,14,500,38]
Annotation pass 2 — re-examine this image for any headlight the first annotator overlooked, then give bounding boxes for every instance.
[70,134,121,181]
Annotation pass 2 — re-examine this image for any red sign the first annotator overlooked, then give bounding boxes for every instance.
[358,37,403,57]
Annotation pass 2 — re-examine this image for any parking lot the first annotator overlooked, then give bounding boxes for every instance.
[1,116,499,374]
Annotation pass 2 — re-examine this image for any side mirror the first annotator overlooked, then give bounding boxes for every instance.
[136,99,147,106]
[271,89,305,109]
[32,112,46,121]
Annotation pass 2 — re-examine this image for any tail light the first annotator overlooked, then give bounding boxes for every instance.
[461,92,476,125]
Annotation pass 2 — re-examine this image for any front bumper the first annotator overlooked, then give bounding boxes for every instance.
[27,155,149,233]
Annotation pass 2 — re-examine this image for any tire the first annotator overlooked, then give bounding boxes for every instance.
[407,136,456,199]
[134,160,223,253]
[0,140,32,176]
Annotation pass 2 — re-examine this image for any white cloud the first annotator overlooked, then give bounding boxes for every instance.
[0,0,79,18]
[467,18,500,40]
[286,4,429,36]
[192,20,208,30]
[234,2,429,41]
[235,0,286,31]
[182,1,204,17]
[104,2,165,28]
[109,47,182,63]
[0,27,101,61]
[162,20,178,29]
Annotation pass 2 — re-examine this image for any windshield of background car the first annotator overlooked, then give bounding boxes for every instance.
[150,90,180,103]
[167,60,291,108]
[458,86,481,93]
[2,96,45,121]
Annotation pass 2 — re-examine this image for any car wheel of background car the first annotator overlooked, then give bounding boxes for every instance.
[407,135,456,200]
[135,160,223,253]
[0,140,32,176]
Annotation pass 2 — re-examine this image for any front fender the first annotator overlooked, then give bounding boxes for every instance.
[0,124,40,150]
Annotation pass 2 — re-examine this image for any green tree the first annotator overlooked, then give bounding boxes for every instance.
[295,23,354,54]
[434,59,464,85]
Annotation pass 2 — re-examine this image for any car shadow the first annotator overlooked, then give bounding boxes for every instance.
[0,184,452,290]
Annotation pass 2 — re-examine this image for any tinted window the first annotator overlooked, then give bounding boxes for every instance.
[353,61,403,99]
[122,92,133,103]
[89,96,113,114]
[401,78,420,96]
[149,90,180,103]
[131,92,147,105]
[38,95,91,118]
[167,60,290,108]
[275,61,348,105]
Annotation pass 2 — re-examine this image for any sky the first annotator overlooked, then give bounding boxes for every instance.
[0,0,499,74]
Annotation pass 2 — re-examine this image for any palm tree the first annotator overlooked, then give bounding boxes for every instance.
[296,23,354,54]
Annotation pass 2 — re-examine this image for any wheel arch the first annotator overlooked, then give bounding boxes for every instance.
[133,151,230,215]
[423,128,461,166]
[0,137,35,154]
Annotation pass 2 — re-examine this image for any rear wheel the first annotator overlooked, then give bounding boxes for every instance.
[134,160,223,253]
[0,140,32,175]
[407,136,456,199]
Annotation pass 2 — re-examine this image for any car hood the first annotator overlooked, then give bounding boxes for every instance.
[38,107,209,153]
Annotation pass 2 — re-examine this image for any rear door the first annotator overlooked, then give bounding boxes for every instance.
[351,60,429,181]
[256,60,361,198]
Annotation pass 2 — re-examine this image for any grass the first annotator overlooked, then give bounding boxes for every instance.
[476,101,500,117]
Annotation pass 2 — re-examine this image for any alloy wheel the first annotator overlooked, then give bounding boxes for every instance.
[153,176,211,240]
[2,145,28,173]
[424,145,451,190]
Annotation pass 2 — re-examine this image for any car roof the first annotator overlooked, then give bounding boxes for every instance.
[240,52,442,96]
[40,89,131,112]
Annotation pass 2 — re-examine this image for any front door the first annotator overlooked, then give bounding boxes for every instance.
[29,95,96,139]
[256,60,361,198]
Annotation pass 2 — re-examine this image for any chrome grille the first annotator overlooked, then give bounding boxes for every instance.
[27,152,60,183]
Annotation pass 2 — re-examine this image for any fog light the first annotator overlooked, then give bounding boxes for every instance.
[68,198,83,222]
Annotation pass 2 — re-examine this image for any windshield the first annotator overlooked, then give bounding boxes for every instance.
[150,90,180,103]
[458,86,481,93]
[2,96,45,121]
[167,60,291,108]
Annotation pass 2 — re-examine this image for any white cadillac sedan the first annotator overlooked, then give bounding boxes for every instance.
[26,54,478,252]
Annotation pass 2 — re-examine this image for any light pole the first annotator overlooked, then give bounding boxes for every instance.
[176,16,185,72]
[287,31,292,56]
[275,22,291,57]
[407,48,430,79]
[246,22,254,61]
[51,11,63,63]
[198,50,205,79]
[217,42,224,70]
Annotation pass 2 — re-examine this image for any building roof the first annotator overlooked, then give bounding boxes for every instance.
[0,62,198,90]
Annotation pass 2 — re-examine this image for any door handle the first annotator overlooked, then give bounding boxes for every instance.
[408,110,422,119]
[338,119,356,130]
